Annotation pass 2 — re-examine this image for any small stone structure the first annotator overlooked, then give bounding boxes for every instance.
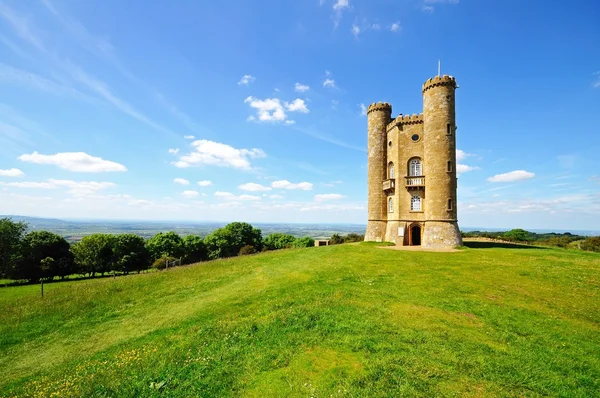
[365,75,462,249]
[314,239,330,247]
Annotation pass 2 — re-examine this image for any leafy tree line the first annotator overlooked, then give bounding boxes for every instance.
[462,228,600,251]
[0,219,315,284]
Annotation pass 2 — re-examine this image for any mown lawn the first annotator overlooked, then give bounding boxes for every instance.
[1,243,599,397]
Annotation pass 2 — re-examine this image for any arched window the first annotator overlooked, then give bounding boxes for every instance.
[409,158,422,176]
[388,197,394,213]
[411,194,421,211]
[388,162,395,179]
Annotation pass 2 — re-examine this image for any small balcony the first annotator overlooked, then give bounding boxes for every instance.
[405,176,425,188]
[382,179,395,192]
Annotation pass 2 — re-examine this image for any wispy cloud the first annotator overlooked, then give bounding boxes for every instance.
[295,83,310,92]
[292,125,366,152]
[0,63,91,101]
[0,2,46,52]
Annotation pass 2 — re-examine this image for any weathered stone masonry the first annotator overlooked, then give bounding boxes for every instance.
[365,75,463,249]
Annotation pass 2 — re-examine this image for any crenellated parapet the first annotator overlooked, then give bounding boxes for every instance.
[367,102,392,114]
[386,113,423,131]
[422,75,457,93]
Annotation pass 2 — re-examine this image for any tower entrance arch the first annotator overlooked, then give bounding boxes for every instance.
[409,223,422,246]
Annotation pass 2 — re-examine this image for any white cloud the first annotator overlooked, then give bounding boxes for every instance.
[239,182,272,192]
[269,194,284,199]
[271,180,313,190]
[390,21,401,32]
[295,83,310,92]
[168,148,179,154]
[244,96,286,122]
[285,98,309,113]
[315,193,345,202]
[323,78,336,88]
[351,24,360,38]
[181,190,199,198]
[456,149,472,162]
[18,151,126,172]
[370,23,381,31]
[0,181,55,189]
[0,179,115,195]
[456,164,479,174]
[0,168,24,177]
[488,170,535,183]
[333,0,349,10]
[215,191,261,201]
[359,103,367,116]
[197,180,212,186]
[184,135,195,140]
[173,140,265,170]
[174,178,190,185]
[238,75,255,85]
[245,96,309,123]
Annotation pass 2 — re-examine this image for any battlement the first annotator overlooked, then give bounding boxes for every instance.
[422,75,457,93]
[386,113,423,131]
[367,102,392,114]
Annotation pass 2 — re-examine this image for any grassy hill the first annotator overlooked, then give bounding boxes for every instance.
[1,243,599,397]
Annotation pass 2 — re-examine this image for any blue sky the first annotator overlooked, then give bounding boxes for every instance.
[0,0,599,230]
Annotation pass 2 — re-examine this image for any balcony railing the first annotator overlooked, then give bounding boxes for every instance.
[405,176,425,187]
[382,179,395,191]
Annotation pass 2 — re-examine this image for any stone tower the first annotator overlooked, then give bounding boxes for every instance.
[365,75,462,249]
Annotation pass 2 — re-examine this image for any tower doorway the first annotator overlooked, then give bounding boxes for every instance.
[410,224,421,246]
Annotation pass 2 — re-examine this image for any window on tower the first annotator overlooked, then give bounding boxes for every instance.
[410,195,421,211]
[447,161,452,172]
[409,158,422,176]
[388,162,395,179]
[388,197,394,213]
[447,199,453,211]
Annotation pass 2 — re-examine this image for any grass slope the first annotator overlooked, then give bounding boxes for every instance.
[1,243,599,397]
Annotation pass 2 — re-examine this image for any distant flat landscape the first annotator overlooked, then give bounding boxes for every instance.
[2,216,598,243]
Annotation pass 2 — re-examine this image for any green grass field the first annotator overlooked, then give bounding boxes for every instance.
[1,243,599,397]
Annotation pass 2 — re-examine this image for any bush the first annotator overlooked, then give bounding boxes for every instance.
[580,237,600,253]
[263,233,296,250]
[152,256,177,270]
[329,234,344,245]
[239,245,257,256]
[292,237,315,248]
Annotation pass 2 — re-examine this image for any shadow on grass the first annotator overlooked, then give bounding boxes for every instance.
[463,241,547,250]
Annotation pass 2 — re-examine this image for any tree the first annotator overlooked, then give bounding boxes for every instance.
[292,236,315,248]
[263,233,296,250]
[146,232,185,261]
[503,229,530,242]
[224,222,263,252]
[204,222,262,260]
[204,228,235,260]
[0,218,28,279]
[17,231,74,282]
[113,234,150,274]
[182,235,207,264]
[71,234,116,277]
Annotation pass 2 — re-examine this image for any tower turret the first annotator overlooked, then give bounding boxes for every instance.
[365,102,392,242]
[421,75,462,248]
